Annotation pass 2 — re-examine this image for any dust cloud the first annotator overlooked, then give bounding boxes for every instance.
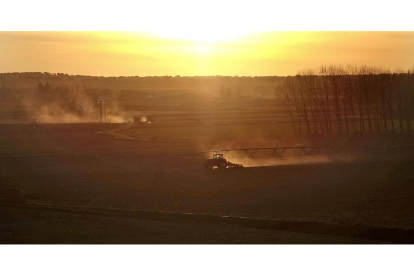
[203,138,363,168]
[226,154,360,168]
[21,86,131,123]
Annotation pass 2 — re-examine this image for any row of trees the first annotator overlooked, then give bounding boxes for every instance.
[279,65,414,134]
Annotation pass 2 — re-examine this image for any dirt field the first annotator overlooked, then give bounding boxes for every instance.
[1,122,414,243]
[1,204,377,244]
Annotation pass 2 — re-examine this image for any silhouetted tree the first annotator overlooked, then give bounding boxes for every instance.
[280,65,414,134]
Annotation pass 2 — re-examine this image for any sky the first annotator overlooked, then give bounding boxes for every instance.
[0,32,413,76]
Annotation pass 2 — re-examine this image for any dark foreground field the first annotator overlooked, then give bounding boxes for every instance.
[1,204,376,244]
[1,123,414,243]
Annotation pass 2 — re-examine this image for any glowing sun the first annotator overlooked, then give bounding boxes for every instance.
[151,31,251,43]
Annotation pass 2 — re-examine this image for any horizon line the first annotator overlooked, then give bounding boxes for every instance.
[0,72,291,78]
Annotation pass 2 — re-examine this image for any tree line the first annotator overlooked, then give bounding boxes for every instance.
[278,65,414,134]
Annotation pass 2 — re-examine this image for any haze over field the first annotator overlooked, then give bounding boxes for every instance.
[2,31,414,245]
[1,32,414,76]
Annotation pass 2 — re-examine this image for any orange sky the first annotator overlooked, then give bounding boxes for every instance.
[0,32,413,76]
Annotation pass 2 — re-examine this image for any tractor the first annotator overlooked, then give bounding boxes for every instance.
[204,153,243,169]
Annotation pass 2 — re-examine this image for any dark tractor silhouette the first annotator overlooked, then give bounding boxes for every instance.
[204,153,243,169]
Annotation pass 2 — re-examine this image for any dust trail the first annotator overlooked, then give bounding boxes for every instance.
[20,86,132,123]
[225,154,362,168]
[200,134,368,168]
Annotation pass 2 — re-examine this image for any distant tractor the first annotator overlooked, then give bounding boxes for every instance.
[133,115,155,125]
[204,153,243,169]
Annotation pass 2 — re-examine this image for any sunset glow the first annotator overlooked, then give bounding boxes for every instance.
[150,31,252,43]
[0,32,413,76]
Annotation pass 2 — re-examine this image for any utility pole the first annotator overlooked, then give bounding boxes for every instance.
[98,99,104,123]
[104,104,107,123]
